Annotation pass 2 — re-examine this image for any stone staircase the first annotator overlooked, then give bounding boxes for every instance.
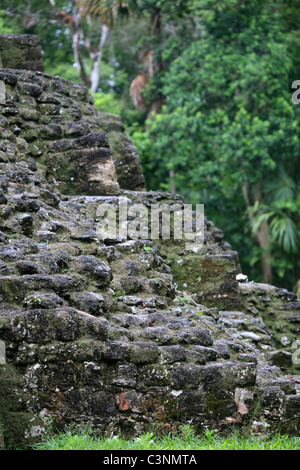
[1,166,300,445]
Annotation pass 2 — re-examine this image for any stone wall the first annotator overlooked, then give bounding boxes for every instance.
[98,114,146,191]
[0,68,120,196]
[0,164,299,447]
[0,33,145,196]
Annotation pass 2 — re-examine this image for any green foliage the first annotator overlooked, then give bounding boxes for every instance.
[45,62,82,84]
[248,165,300,283]
[130,0,300,290]
[92,92,122,115]
[0,10,14,33]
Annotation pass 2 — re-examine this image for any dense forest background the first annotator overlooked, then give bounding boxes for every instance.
[1,0,300,295]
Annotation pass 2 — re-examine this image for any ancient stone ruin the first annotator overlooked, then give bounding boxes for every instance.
[0,34,300,449]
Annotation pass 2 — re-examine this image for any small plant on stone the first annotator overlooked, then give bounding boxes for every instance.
[114,290,122,301]
[175,291,193,306]
[175,290,203,309]
[197,311,205,316]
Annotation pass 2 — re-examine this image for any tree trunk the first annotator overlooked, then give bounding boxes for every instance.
[170,168,176,193]
[146,8,165,120]
[50,0,89,87]
[72,30,89,87]
[242,179,273,284]
[255,219,273,284]
[90,24,109,93]
[71,1,90,87]
[254,181,272,284]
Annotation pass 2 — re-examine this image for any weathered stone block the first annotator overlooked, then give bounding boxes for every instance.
[0,276,25,303]
[129,342,160,364]
[0,191,7,205]
[171,364,202,390]
[199,362,257,391]
[258,386,286,416]
[24,308,80,343]
[110,364,138,387]
[77,313,109,341]
[285,395,300,418]
[0,34,44,72]
[176,390,207,417]
[102,341,130,362]
[100,114,146,191]
[22,274,86,294]
[39,189,61,208]
[17,81,43,97]
[23,292,63,310]
[69,291,106,316]
[0,364,45,449]
[89,391,117,417]
[160,345,187,364]
[194,345,218,362]
[72,255,112,287]
[36,231,58,244]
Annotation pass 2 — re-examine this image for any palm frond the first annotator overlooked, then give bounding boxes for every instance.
[264,165,296,201]
[249,210,274,236]
[249,202,298,254]
[77,0,139,25]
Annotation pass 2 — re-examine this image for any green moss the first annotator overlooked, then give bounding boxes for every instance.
[206,393,227,413]
[0,278,25,303]
[140,364,171,387]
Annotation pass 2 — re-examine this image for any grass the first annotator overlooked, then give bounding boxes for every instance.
[33,425,300,451]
